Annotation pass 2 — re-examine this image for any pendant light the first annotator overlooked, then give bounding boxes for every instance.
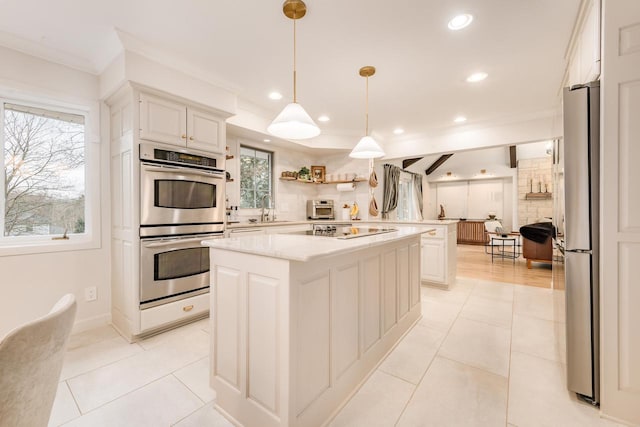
[349,66,385,159]
[267,0,320,140]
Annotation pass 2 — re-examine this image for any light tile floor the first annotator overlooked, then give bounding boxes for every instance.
[50,278,621,427]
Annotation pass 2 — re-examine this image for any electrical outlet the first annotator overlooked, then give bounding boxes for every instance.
[85,286,97,302]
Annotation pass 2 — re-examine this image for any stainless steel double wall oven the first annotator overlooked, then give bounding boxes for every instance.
[139,143,225,309]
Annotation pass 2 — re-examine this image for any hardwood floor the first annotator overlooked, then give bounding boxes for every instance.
[456,244,555,288]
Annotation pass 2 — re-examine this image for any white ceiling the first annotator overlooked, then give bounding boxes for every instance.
[0,0,581,145]
[403,140,553,177]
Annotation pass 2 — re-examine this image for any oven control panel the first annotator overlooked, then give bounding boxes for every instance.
[140,143,223,170]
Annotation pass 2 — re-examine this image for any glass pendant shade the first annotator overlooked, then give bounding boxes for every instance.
[349,135,385,159]
[268,102,320,140]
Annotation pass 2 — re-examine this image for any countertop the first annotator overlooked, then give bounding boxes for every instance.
[203,226,434,262]
[226,218,458,229]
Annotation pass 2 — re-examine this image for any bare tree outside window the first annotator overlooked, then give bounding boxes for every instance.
[2,103,85,237]
[240,146,272,209]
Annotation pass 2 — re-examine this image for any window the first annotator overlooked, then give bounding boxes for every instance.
[1,101,85,241]
[239,146,273,209]
[397,178,413,221]
[397,172,423,221]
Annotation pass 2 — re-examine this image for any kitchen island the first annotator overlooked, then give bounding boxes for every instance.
[202,226,431,427]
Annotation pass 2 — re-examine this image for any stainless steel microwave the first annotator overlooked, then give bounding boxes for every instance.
[307,199,335,220]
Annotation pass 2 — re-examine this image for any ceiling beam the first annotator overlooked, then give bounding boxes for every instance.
[425,154,453,175]
[402,157,423,169]
[509,145,517,168]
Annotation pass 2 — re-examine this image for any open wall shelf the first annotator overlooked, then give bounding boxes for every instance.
[525,192,552,200]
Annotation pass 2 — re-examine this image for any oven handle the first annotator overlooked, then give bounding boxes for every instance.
[142,163,225,179]
[142,236,221,248]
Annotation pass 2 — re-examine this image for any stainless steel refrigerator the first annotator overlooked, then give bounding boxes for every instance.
[561,81,600,405]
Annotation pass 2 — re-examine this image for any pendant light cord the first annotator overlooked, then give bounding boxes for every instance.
[365,76,369,136]
[293,18,297,103]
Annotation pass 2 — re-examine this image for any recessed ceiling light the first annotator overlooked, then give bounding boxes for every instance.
[268,91,283,100]
[466,72,488,83]
[448,14,473,30]
[263,139,271,143]
[393,128,405,135]
[318,115,330,122]
[454,116,467,123]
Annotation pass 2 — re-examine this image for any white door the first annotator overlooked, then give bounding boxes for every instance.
[139,93,187,147]
[421,239,444,283]
[600,0,640,424]
[186,108,224,154]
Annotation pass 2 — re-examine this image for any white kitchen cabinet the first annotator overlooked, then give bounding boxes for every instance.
[139,92,225,154]
[186,107,224,153]
[106,83,232,342]
[420,222,457,289]
[421,238,445,283]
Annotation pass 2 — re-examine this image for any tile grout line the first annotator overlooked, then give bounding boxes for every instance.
[169,372,210,423]
[61,374,181,424]
[62,341,145,383]
[58,380,82,426]
[434,354,510,380]
[392,281,477,426]
[170,364,210,405]
[505,287,516,427]
[59,325,211,424]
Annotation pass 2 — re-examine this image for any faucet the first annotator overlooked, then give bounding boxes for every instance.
[260,194,272,222]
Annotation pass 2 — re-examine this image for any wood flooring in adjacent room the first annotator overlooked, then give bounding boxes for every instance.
[456,244,555,288]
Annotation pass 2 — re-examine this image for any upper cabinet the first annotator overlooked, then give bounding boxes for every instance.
[139,92,225,154]
[568,0,601,86]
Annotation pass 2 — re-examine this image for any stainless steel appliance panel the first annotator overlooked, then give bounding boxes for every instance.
[561,81,600,404]
[140,234,218,308]
[307,199,335,219]
[140,162,225,227]
[563,86,591,251]
[564,251,596,398]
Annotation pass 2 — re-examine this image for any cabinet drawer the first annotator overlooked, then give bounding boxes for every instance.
[140,293,209,332]
[421,227,444,239]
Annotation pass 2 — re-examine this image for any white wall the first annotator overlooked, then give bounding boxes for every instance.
[315,154,371,220]
[0,46,110,337]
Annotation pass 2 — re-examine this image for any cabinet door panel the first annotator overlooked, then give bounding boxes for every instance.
[421,240,445,283]
[187,108,224,154]
[139,93,187,146]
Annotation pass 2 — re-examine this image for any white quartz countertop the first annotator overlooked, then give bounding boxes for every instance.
[226,219,458,229]
[203,226,434,262]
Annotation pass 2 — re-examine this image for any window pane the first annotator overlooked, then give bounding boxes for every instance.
[3,103,85,237]
[239,145,272,209]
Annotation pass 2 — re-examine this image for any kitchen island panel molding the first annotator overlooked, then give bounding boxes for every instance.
[383,249,398,333]
[247,273,280,413]
[398,245,411,320]
[295,272,331,415]
[333,263,360,380]
[362,255,382,353]
[214,266,243,391]
[207,232,423,427]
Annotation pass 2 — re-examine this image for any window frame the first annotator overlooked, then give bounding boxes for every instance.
[239,144,274,210]
[0,94,101,257]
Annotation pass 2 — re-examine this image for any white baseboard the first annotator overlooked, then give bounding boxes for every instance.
[72,313,112,335]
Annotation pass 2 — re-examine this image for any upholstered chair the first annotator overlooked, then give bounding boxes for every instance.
[0,294,77,427]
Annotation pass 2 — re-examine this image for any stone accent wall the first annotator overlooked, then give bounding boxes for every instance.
[517,157,553,228]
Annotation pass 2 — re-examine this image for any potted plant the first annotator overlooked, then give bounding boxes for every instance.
[298,166,310,181]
